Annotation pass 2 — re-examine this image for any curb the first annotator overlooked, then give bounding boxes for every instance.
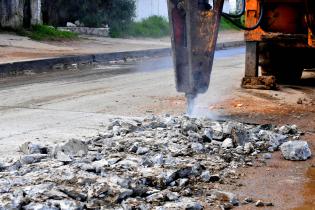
[0,41,244,76]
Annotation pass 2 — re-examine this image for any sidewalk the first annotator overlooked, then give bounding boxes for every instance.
[0,30,244,64]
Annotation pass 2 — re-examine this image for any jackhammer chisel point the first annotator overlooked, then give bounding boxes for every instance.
[186,93,197,116]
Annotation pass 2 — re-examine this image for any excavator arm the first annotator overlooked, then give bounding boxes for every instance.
[167,0,225,113]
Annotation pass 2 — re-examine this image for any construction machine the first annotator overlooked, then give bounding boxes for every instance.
[167,0,315,112]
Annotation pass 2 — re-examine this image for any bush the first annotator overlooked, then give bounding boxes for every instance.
[42,0,136,30]
[21,25,78,41]
[112,16,170,38]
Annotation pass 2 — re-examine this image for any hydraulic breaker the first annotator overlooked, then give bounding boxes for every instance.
[167,0,225,113]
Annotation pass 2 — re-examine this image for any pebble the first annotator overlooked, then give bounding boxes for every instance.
[263,153,272,159]
[222,138,234,149]
[200,170,211,182]
[136,147,149,155]
[255,200,264,207]
[244,197,253,203]
[20,154,48,164]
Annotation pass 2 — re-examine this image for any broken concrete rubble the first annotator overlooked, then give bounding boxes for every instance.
[53,139,89,158]
[0,115,310,209]
[280,141,312,161]
[19,142,48,155]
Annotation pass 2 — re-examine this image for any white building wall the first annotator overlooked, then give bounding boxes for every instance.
[135,0,168,21]
[135,0,232,21]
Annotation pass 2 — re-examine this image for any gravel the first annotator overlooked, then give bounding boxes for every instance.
[0,115,309,209]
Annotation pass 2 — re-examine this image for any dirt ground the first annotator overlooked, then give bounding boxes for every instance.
[223,84,315,210]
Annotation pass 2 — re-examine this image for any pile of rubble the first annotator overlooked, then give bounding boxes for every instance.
[0,115,312,210]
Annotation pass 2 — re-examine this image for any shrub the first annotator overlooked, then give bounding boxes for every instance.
[23,25,77,41]
[113,16,170,38]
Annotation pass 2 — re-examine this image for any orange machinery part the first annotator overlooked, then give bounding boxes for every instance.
[245,0,315,47]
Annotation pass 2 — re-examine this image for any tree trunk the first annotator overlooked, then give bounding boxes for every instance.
[0,0,25,29]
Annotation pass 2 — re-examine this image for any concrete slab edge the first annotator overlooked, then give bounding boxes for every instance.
[0,41,244,75]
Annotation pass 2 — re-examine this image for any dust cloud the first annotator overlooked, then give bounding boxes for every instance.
[187,47,245,119]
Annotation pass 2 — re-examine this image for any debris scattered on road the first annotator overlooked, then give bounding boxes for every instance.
[280,141,312,161]
[0,115,310,209]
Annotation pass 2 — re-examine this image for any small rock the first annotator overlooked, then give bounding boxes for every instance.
[74,20,81,26]
[278,125,297,135]
[209,122,224,140]
[23,202,59,210]
[160,170,177,186]
[0,162,5,172]
[255,200,264,207]
[50,199,84,210]
[87,182,110,199]
[244,197,253,203]
[210,190,239,206]
[200,170,211,182]
[178,178,189,187]
[191,143,205,153]
[203,128,213,141]
[67,22,76,27]
[263,153,272,159]
[231,126,248,146]
[20,154,48,164]
[151,154,164,166]
[185,202,203,210]
[220,203,234,210]
[297,98,303,104]
[265,202,273,206]
[293,135,300,140]
[0,191,25,209]
[244,142,254,154]
[166,191,180,201]
[280,141,312,161]
[161,198,203,210]
[182,188,192,196]
[235,146,243,154]
[19,142,48,155]
[258,130,288,150]
[54,139,88,158]
[145,121,167,129]
[129,142,139,153]
[181,120,198,135]
[113,125,121,135]
[146,192,165,203]
[136,147,149,155]
[122,198,150,210]
[55,151,72,162]
[53,63,64,70]
[222,138,234,149]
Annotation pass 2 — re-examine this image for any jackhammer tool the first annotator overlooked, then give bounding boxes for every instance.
[167,0,225,113]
